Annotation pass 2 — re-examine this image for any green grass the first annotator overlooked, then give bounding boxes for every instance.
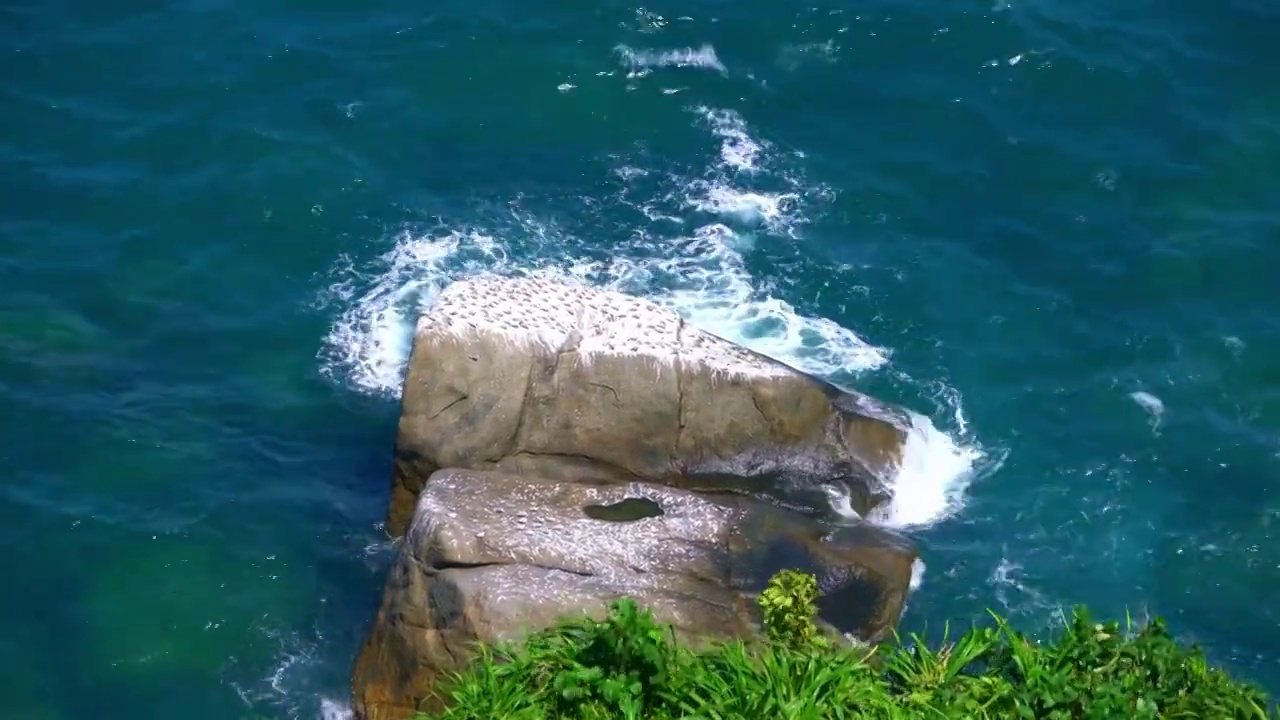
[415,570,1277,719]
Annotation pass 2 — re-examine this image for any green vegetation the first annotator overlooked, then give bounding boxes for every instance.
[417,569,1276,719]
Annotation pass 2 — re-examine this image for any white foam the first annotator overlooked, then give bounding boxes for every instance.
[823,484,861,521]
[697,106,765,172]
[318,230,506,397]
[1129,390,1164,434]
[586,222,889,380]
[866,413,983,529]
[614,43,726,78]
[990,556,1049,614]
[819,372,986,530]
[319,221,889,396]
[319,698,353,720]
[682,107,808,235]
[685,181,801,230]
[909,558,926,593]
[897,556,928,620]
[676,293,890,378]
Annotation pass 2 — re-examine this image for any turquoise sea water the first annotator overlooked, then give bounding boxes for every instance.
[3,0,1279,717]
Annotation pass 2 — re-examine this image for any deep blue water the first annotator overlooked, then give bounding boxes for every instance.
[3,0,1280,717]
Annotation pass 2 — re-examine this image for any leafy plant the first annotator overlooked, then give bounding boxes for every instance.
[547,597,676,718]
[758,568,829,651]
[417,570,1279,720]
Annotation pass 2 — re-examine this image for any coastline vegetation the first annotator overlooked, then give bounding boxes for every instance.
[415,570,1276,719]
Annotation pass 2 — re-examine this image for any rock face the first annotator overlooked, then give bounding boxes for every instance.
[351,469,918,720]
[387,276,910,538]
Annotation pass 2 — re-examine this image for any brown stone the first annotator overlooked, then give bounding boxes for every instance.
[351,469,918,720]
[385,276,911,537]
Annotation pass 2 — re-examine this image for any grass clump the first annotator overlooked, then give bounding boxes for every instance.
[417,569,1276,719]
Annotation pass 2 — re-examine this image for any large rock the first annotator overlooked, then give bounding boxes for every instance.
[387,276,910,537]
[352,469,918,720]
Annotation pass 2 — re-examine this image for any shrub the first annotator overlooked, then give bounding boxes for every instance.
[417,571,1277,719]
[758,568,830,651]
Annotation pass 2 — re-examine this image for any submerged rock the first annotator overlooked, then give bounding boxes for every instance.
[387,276,910,537]
[351,469,918,720]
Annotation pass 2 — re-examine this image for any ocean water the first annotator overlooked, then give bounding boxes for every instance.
[3,0,1279,717]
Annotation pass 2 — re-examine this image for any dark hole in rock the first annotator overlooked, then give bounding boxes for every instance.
[814,572,883,637]
[582,497,665,522]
